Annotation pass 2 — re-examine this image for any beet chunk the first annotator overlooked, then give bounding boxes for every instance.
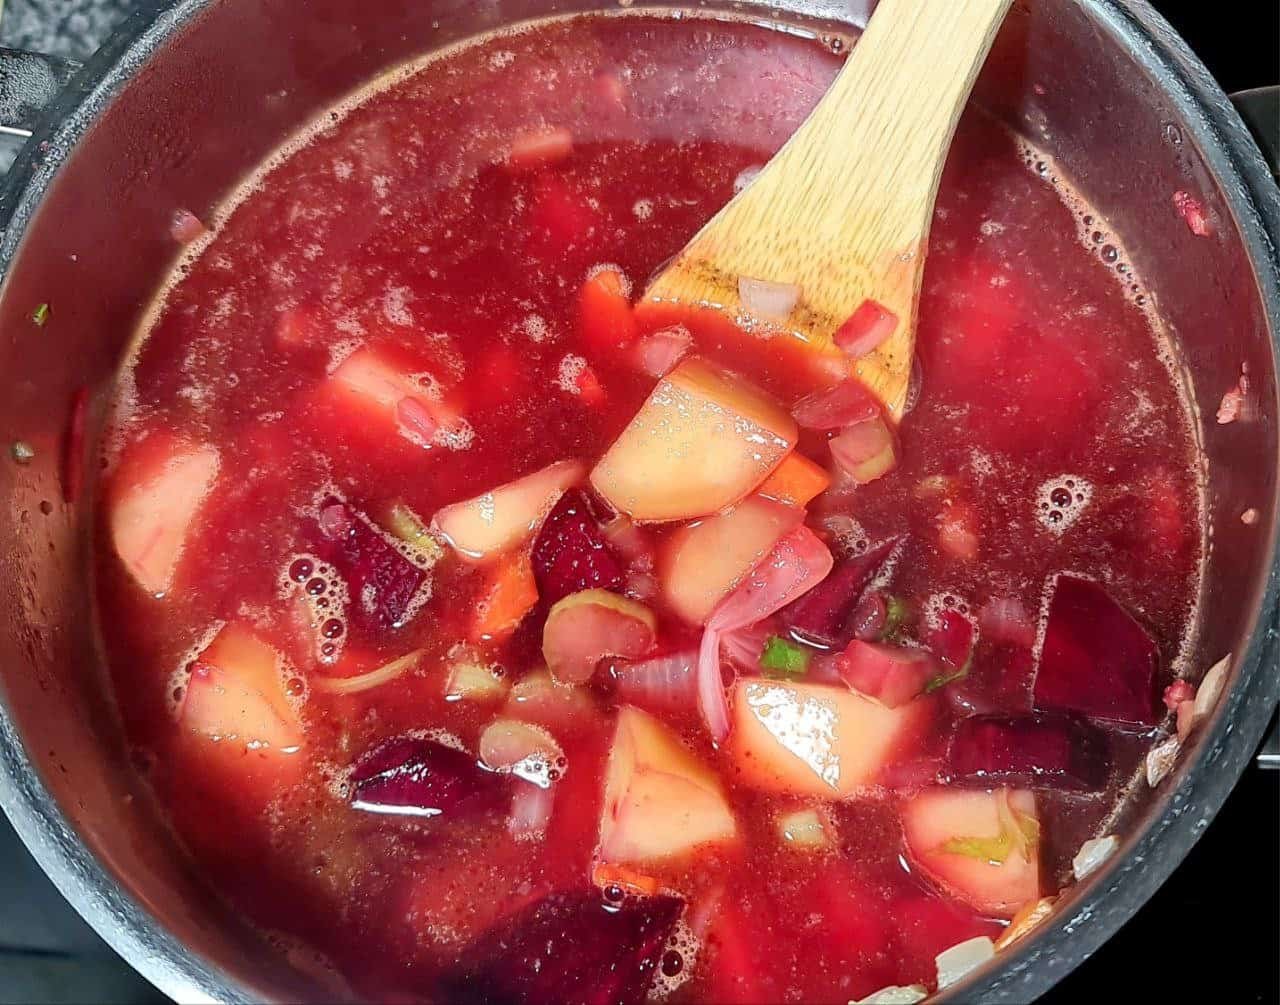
[945,713,1109,791]
[310,496,426,632]
[531,489,625,605]
[439,889,683,1005]
[350,736,505,818]
[779,538,898,648]
[1034,575,1160,725]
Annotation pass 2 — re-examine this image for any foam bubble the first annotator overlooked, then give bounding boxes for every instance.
[521,313,550,343]
[1035,474,1093,534]
[650,917,699,999]
[382,285,415,327]
[632,198,654,221]
[556,353,588,394]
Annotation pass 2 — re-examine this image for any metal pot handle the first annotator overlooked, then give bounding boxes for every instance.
[1230,85,1280,768]
[0,47,82,138]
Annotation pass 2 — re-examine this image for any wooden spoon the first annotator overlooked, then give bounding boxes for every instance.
[640,0,1013,418]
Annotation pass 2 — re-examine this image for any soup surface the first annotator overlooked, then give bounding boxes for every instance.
[96,12,1202,1003]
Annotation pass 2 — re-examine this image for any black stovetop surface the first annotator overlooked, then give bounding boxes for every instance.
[0,1,1276,1002]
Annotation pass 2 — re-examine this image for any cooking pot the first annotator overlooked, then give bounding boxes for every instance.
[0,0,1276,1001]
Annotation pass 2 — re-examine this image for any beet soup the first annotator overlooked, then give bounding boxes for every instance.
[95,11,1208,1004]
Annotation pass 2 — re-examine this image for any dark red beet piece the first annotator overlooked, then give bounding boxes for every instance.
[531,488,625,605]
[309,496,425,632]
[945,712,1109,791]
[438,889,683,1005]
[1034,575,1160,725]
[779,538,898,648]
[350,736,505,818]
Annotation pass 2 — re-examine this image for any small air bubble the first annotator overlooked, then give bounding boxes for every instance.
[321,618,344,639]
[321,642,337,658]
[307,578,327,596]
[1100,244,1119,264]
[290,559,313,583]
[661,950,684,977]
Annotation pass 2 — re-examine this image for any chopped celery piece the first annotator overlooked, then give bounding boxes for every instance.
[760,635,810,676]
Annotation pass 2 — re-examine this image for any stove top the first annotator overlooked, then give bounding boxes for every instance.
[0,0,1275,1002]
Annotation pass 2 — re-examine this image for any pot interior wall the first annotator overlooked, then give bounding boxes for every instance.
[0,0,1274,999]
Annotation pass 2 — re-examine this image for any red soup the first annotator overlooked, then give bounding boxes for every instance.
[97,12,1205,1004]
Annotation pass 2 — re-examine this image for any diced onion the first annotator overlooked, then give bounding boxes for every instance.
[311,649,424,695]
[994,896,1057,951]
[777,808,829,849]
[636,327,693,379]
[854,986,928,1005]
[609,650,698,714]
[507,780,555,839]
[1072,835,1119,881]
[738,276,800,321]
[1145,735,1181,787]
[1192,653,1230,722]
[446,660,508,703]
[935,936,995,989]
[479,718,563,788]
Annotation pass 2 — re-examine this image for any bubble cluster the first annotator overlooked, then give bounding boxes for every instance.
[632,198,654,221]
[279,553,350,665]
[651,918,700,998]
[818,513,868,558]
[521,313,549,343]
[557,353,588,395]
[1036,475,1093,534]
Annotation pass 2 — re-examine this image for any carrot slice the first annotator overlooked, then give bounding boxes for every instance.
[592,862,662,897]
[579,267,638,353]
[472,553,539,642]
[757,452,831,507]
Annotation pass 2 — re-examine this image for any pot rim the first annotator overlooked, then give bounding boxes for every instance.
[0,2,1277,1003]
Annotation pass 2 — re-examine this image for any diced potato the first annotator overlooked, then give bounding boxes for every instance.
[180,624,302,754]
[728,679,930,798]
[660,495,802,624]
[599,706,738,866]
[590,357,797,521]
[434,459,584,561]
[901,787,1041,918]
[109,434,220,596]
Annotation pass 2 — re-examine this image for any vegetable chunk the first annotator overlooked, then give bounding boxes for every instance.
[109,435,219,596]
[599,706,738,866]
[591,357,797,521]
[728,679,929,798]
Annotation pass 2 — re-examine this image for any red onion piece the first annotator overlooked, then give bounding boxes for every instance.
[833,298,898,358]
[791,379,880,430]
[609,649,699,716]
[697,527,834,743]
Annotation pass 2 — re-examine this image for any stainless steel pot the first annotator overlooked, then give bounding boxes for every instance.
[0,1,1276,1001]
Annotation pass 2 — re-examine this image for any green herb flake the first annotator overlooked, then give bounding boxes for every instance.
[30,303,50,327]
[923,664,968,693]
[882,595,911,640]
[760,635,811,676]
